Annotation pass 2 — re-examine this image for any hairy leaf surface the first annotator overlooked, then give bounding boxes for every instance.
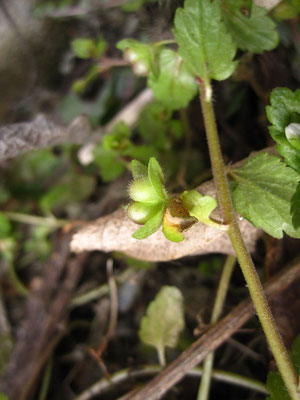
[148,49,197,110]
[230,153,300,238]
[139,286,184,365]
[291,182,300,228]
[221,0,279,53]
[173,0,237,85]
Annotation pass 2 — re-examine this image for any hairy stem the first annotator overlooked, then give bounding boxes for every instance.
[198,80,300,400]
[197,255,236,400]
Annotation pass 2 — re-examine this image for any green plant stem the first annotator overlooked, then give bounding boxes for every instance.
[197,255,236,400]
[198,81,300,400]
[38,356,53,400]
[7,262,29,296]
[3,211,67,228]
[75,364,268,400]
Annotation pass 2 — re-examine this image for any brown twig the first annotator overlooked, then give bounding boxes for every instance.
[0,233,87,400]
[88,259,118,378]
[119,259,300,400]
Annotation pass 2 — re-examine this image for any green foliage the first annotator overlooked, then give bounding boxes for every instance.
[266,88,300,173]
[121,0,155,12]
[71,38,95,59]
[291,183,300,228]
[181,190,217,224]
[266,335,300,400]
[71,36,107,94]
[221,0,279,53]
[132,205,165,240]
[180,190,227,231]
[40,173,95,214]
[23,226,52,263]
[93,122,154,182]
[71,37,107,60]
[138,102,182,149]
[139,286,185,365]
[148,49,197,110]
[117,39,158,76]
[148,157,167,201]
[0,394,9,400]
[230,153,300,238]
[0,212,12,238]
[0,213,16,265]
[285,122,300,151]
[272,0,300,20]
[173,0,237,85]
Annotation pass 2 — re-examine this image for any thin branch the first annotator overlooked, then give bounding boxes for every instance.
[118,259,300,400]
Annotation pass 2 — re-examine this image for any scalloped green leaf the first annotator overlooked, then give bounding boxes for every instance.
[221,0,279,53]
[162,216,185,242]
[148,157,167,201]
[173,0,237,85]
[230,153,300,238]
[148,49,197,110]
[132,204,164,239]
[291,182,300,228]
[139,286,185,365]
[266,88,300,173]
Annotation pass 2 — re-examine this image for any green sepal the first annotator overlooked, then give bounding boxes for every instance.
[181,190,217,223]
[132,205,164,239]
[162,215,185,242]
[148,157,167,201]
[130,159,148,180]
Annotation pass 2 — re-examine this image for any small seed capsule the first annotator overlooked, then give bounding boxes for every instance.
[129,179,160,203]
[127,202,161,224]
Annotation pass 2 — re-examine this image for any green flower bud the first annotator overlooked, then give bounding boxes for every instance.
[285,123,300,151]
[129,179,160,203]
[127,202,161,224]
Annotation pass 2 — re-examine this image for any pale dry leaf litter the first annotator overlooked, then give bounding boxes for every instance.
[71,179,261,262]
